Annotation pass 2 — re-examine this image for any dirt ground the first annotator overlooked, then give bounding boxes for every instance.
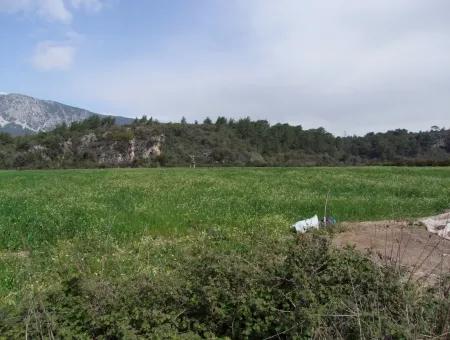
[333,220,450,283]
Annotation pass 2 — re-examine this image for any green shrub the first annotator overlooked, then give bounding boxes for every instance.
[1,232,448,339]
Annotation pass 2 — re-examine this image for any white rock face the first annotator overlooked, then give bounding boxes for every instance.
[0,115,7,127]
[0,93,95,133]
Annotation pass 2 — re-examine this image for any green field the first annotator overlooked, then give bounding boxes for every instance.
[1,167,449,250]
[1,167,449,338]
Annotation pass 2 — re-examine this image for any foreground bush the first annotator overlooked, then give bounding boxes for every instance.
[1,231,449,339]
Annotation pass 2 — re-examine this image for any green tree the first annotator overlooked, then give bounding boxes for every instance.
[0,132,13,145]
[215,116,227,125]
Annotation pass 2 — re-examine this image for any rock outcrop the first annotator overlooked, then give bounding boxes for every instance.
[64,133,166,166]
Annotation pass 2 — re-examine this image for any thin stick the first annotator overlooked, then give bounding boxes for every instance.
[324,189,331,225]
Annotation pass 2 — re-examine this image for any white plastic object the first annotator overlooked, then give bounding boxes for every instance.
[292,215,320,233]
[420,213,450,240]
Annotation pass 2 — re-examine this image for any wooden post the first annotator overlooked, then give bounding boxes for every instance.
[189,154,196,168]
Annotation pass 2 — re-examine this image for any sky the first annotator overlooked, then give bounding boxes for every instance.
[1,0,449,135]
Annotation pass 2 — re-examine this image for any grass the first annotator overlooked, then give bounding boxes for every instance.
[0,167,449,337]
[1,167,449,251]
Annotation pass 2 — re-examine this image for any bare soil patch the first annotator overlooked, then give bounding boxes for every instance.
[333,220,450,282]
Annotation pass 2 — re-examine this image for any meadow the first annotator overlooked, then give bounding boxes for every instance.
[1,167,450,250]
[1,167,450,338]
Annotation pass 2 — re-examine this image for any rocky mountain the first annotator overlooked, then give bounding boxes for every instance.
[0,93,132,135]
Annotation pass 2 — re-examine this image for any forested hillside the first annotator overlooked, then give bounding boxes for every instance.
[0,116,449,168]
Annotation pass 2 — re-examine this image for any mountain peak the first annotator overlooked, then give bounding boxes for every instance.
[0,93,132,136]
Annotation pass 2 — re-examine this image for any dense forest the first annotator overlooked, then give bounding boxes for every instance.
[0,115,449,168]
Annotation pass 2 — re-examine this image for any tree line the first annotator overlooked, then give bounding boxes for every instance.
[0,115,449,168]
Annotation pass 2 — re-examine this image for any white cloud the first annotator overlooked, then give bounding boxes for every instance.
[0,0,98,71]
[39,0,72,23]
[31,40,75,71]
[74,0,450,134]
[70,0,103,12]
[0,0,104,23]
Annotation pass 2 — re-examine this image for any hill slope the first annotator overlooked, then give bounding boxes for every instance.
[0,116,449,168]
